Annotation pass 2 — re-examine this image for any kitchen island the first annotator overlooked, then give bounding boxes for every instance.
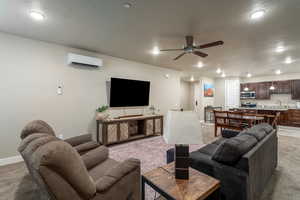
[235,107,300,127]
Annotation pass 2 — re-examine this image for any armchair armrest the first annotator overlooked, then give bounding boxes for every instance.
[81,146,109,169]
[64,134,93,147]
[96,158,140,193]
[74,141,100,155]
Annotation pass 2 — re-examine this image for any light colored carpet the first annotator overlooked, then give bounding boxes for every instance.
[0,134,300,200]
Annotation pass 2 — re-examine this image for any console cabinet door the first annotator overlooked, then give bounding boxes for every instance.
[292,80,300,100]
[146,119,154,135]
[155,118,162,135]
[107,124,118,144]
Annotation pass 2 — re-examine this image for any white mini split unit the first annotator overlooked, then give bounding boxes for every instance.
[67,53,103,68]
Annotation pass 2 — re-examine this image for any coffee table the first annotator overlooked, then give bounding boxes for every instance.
[142,163,220,200]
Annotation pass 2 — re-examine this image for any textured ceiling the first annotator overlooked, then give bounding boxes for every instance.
[0,0,299,78]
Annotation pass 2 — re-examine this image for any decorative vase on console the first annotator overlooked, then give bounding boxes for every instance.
[96,105,109,121]
[149,105,156,115]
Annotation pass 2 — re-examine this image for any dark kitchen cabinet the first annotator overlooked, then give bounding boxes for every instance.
[291,80,300,100]
[240,83,257,92]
[278,111,290,126]
[272,80,291,94]
[256,82,271,100]
[288,109,300,127]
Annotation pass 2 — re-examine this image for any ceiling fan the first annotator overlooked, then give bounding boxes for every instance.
[160,36,224,60]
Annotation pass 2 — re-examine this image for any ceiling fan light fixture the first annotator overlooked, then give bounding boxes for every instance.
[221,72,226,78]
[244,87,249,91]
[190,76,195,82]
[247,73,252,78]
[161,36,223,61]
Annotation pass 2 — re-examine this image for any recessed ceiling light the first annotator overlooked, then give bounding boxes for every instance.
[216,68,222,74]
[275,46,285,53]
[190,76,195,82]
[197,62,204,68]
[29,11,45,21]
[247,73,252,78]
[221,72,226,78]
[275,69,281,75]
[250,10,265,20]
[123,3,132,8]
[285,57,292,64]
[152,46,160,55]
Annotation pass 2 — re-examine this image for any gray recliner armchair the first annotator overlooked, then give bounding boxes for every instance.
[18,126,141,200]
[20,120,100,155]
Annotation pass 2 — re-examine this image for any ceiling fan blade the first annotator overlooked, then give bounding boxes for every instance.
[186,36,194,47]
[160,48,184,52]
[174,52,186,60]
[193,51,208,58]
[196,41,224,49]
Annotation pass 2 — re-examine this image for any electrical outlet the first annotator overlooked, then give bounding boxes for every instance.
[57,85,63,95]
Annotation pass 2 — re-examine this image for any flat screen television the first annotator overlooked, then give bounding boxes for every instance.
[109,78,150,107]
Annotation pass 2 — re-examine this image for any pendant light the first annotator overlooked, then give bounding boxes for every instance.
[270,82,275,90]
[244,83,249,91]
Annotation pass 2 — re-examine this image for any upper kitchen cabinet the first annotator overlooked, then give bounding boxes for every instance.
[292,80,300,100]
[256,82,271,100]
[241,83,257,92]
[271,80,291,94]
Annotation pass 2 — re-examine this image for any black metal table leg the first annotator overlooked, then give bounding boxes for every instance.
[141,176,145,200]
[206,188,220,200]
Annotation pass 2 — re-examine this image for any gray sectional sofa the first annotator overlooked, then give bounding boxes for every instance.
[190,123,278,200]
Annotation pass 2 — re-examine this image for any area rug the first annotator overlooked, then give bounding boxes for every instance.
[0,135,300,200]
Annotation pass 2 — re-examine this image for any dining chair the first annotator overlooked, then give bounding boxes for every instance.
[213,110,228,137]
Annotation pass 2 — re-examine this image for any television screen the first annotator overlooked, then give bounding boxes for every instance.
[109,78,150,107]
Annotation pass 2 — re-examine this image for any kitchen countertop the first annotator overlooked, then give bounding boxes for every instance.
[237,107,298,111]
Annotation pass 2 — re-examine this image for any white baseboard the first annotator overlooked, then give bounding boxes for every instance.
[0,155,23,166]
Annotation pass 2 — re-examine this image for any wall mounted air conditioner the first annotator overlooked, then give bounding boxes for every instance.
[67,53,103,67]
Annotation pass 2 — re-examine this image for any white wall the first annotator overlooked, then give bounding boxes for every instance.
[180,80,193,110]
[192,77,215,120]
[214,78,225,107]
[0,32,182,158]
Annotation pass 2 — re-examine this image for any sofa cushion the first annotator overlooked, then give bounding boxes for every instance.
[239,128,266,141]
[190,151,215,176]
[255,123,274,134]
[212,134,258,165]
[96,158,140,192]
[89,158,119,181]
[211,138,227,146]
[221,129,240,138]
[21,120,55,139]
[197,143,219,156]
[82,146,109,169]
